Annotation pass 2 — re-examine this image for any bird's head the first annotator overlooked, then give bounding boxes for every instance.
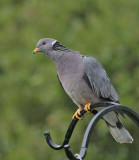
[32,38,57,55]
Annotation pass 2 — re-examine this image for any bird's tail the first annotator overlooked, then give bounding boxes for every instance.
[103,111,133,143]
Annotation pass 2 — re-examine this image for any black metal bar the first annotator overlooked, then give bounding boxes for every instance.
[44,108,86,150]
[44,119,79,150]
[64,144,80,160]
[44,102,139,159]
[65,105,139,159]
[44,131,64,150]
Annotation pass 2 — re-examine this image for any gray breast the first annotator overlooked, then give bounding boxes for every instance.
[56,54,100,106]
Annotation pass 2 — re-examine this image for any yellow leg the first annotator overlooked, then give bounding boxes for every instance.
[84,103,91,113]
[72,107,83,120]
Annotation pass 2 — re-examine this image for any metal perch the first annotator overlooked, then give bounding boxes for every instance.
[44,102,139,160]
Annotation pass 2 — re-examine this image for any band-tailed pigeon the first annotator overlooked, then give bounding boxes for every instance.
[32,38,133,143]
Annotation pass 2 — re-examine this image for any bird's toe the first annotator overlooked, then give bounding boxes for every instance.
[84,103,92,113]
[72,107,83,120]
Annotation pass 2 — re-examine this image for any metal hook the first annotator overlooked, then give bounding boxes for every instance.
[44,109,86,150]
[44,102,139,159]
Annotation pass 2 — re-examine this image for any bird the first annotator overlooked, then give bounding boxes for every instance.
[32,38,133,144]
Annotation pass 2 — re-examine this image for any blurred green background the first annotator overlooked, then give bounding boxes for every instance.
[0,0,139,160]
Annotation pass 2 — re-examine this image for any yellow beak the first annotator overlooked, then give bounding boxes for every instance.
[32,48,39,54]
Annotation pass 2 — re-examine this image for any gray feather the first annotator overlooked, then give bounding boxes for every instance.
[83,56,119,102]
[105,114,133,143]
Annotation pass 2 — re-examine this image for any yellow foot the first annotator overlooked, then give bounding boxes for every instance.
[72,107,83,120]
[84,103,91,113]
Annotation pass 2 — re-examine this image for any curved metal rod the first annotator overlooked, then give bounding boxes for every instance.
[44,119,78,150]
[64,105,139,159]
[44,102,116,150]
[64,144,79,160]
[44,109,86,150]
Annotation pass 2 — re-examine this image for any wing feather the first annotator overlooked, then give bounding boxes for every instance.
[83,56,119,102]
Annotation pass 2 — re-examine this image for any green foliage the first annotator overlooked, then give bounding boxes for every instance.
[0,0,139,159]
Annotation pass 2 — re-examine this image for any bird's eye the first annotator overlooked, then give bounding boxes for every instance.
[42,42,46,45]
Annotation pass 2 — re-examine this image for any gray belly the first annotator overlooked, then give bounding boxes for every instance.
[60,73,100,107]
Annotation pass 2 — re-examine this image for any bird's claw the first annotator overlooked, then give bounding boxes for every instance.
[72,107,83,120]
[84,103,92,113]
